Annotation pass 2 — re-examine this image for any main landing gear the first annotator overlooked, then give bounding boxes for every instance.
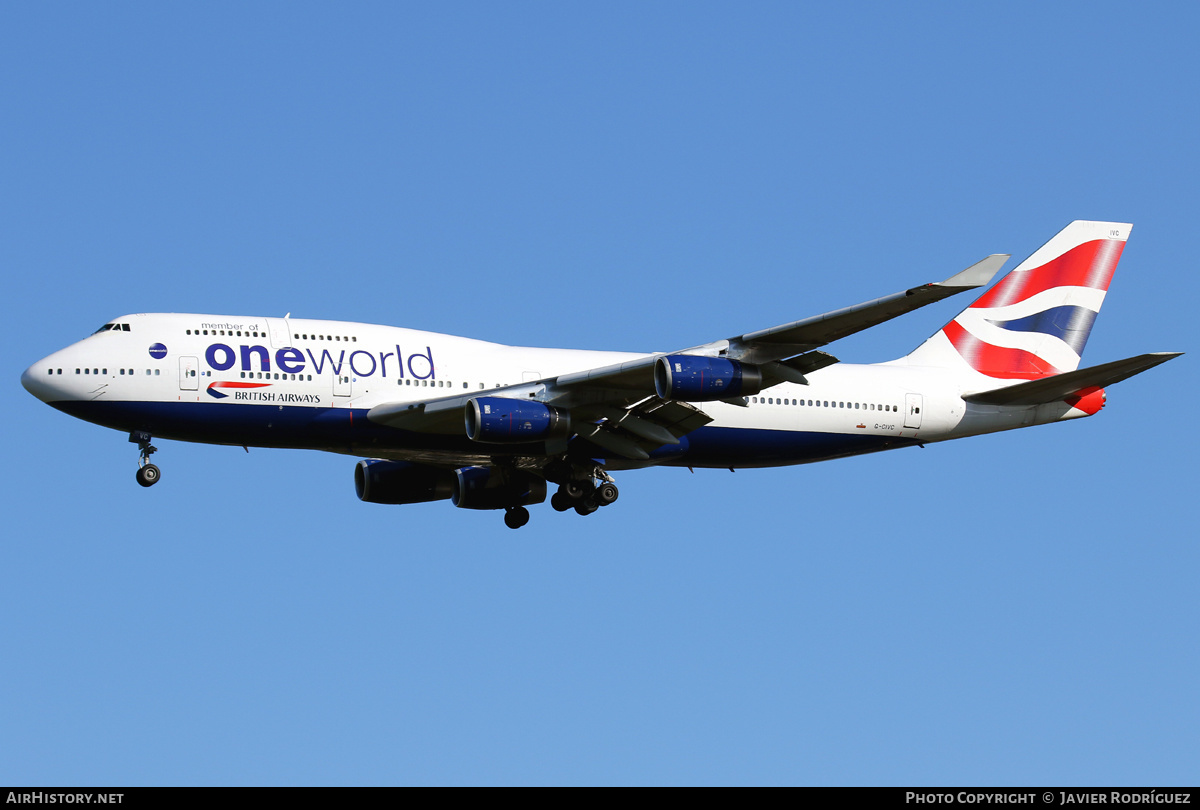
[130,431,161,488]
[549,471,619,517]
[497,468,619,529]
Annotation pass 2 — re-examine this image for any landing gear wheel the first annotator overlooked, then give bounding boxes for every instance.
[596,482,619,506]
[136,464,161,488]
[574,499,598,516]
[551,492,574,512]
[564,481,588,500]
[504,506,530,529]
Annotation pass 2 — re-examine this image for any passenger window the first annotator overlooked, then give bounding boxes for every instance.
[154,369,160,376]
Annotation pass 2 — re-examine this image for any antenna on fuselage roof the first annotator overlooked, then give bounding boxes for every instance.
[285,312,291,318]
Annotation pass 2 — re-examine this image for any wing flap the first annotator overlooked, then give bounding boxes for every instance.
[580,397,713,459]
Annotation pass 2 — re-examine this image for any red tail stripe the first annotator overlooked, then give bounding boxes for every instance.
[943,320,1062,380]
[969,239,1124,310]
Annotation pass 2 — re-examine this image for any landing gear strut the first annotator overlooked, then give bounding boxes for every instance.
[130,431,161,488]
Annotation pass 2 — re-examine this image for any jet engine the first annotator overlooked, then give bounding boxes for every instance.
[452,466,547,510]
[465,397,571,443]
[354,459,455,505]
[654,355,763,401]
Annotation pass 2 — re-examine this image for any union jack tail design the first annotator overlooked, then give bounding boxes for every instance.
[902,221,1131,380]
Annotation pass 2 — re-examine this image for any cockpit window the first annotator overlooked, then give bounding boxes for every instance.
[94,324,114,334]
[92,323,130,334]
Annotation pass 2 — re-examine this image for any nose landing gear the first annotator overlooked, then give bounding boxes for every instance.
[130,431,161,488]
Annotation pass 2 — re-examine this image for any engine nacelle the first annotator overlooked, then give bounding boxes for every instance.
[354,459,455,505]
[452,466,547,510]
[654,355,763,401]
[465,397,571,443]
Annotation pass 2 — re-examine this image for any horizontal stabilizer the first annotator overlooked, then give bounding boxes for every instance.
[962,352,1182,406]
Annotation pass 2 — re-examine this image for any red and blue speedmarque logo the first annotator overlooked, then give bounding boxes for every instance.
[207,381,271,399]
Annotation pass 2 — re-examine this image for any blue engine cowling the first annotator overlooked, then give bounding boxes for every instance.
[654,355,763,401]
[355,459,455,505]
[465,397,571,443]
[452,466,547,510]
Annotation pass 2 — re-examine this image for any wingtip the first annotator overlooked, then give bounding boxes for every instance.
[940,254,1009,289]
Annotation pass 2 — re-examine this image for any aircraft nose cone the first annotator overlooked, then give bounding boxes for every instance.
[22,360,57,402]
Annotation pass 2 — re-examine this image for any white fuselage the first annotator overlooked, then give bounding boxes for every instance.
[22,313,1094,472]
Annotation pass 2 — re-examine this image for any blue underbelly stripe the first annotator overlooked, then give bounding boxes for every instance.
[51,400,915,467]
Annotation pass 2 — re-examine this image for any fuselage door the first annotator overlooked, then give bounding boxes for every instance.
[904,393,923,429]
[180,356,199,391]
[334,373,352,398]
[266,318,291,348]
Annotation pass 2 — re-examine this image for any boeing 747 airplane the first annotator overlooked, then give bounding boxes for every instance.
[21,221,1180,528]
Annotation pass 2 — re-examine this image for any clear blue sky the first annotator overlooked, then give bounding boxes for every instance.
[2,2,1196,786]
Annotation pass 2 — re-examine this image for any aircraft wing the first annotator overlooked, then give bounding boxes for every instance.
[546,253,1006,398]
[368,256,1005,457]
[719,254,1008,364]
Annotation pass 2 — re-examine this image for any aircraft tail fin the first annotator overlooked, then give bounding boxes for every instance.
[901,221,1131,380]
